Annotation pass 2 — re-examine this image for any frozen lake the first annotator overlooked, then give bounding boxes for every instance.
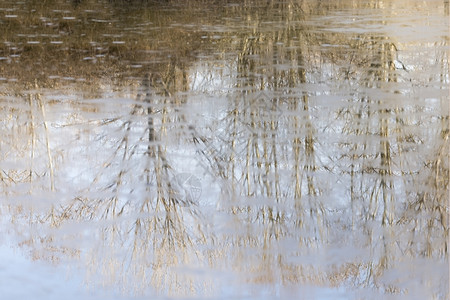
[0,0,448,299]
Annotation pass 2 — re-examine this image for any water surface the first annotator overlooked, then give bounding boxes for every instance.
[0,0,448,299]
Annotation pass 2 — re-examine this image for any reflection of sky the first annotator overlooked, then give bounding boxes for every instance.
[190,60,236,94]
[0,240,149,300]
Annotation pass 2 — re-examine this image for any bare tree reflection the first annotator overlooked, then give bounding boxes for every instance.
[0,0,447,299]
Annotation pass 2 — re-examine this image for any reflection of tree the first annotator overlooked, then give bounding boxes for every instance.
[200,1,449,294]
[60,69,213,295]
[334,31,448,292]
[0,0,448,298]
[212,2,331,286]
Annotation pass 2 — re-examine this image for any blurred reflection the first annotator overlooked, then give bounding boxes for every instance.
[0,0,448,298]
